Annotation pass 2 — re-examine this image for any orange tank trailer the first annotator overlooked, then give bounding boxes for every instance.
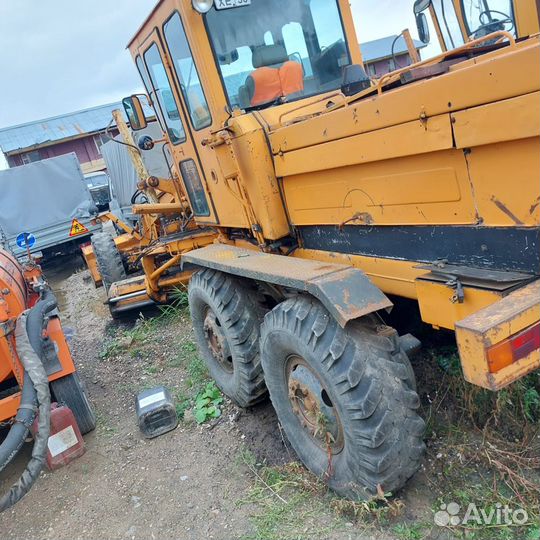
[0,249,76,424]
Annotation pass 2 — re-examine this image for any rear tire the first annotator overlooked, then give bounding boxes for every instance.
[189,270,267,407]
[260,296,425,500]
[50,372,96,435]
[91,231,126,293]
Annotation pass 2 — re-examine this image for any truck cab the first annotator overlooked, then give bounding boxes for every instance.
[125,0,367,240]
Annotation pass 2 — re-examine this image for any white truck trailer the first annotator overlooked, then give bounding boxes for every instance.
[0,153,100,259]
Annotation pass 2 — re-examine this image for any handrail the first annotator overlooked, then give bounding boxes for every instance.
[374,30,516,95]
[277,91,346,127]
[273,30,517,130]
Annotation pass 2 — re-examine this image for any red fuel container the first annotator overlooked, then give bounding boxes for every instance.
[33,403,86,470]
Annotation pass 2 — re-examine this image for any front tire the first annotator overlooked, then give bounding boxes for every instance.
[188,270,267,407]
[91,231,126,293]
[260,296,425,500]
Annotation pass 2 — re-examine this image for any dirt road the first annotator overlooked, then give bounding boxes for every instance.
[0,257,362,540]
[1,256,538,540]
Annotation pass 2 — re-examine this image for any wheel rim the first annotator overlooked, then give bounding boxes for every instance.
[203,308,233,373]
[286,355,344,454]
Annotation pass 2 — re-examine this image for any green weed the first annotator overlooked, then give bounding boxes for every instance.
[99,337,123,360]
[174,390,192,420]
[392,523,426,540]
[193,381,223,424]
[431,346,540,436]
[168,286,189,310]
[94,411,118,437]
[143,365,158,376]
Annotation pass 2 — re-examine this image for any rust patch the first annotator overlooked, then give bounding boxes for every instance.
[339,212,374,231]
[490,196,523,225]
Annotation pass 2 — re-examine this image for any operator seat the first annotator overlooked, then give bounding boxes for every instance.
[240,44,304,108]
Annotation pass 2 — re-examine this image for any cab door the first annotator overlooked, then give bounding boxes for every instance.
[139,29,218,224]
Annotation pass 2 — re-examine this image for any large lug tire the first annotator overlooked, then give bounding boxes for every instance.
[91,231,127,293]
[367,318,417,391]
[260,296,425,500]
[50,372,96,435]
[188,270,268,408]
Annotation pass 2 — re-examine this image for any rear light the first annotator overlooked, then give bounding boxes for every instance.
[487,322,540,373]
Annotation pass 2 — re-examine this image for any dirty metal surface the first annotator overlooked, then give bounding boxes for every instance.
[456,279,540,336]
[299,225,540,274]
[183,245,392,326]
[456,279,540,389]
[416,264,536,292]
[416,264,534,283]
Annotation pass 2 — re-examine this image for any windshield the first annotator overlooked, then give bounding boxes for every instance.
[205,0,351,110]
[461,0,516,38]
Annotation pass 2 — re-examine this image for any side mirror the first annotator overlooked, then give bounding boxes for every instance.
[122,95,148,131]
[413,0,431,15]
[137,135,155,151]
[416,12,431,44]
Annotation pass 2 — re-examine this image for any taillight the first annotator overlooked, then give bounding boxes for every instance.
[487,322,540,373]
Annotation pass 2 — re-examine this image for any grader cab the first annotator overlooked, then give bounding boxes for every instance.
[104,0,540,499]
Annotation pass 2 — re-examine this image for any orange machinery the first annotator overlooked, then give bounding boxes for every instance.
[0,249,95,511]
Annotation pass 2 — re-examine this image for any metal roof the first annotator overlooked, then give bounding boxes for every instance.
[0,101,153,155]
[360,35,427,63]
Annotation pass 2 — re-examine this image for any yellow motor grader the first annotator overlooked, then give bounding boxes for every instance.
[104,0,538,499]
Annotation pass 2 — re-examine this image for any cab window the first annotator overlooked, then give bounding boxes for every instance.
[163,12,212,130]
[180,159,210,217]
[461,0,516,38]
[205,0,351,110]
[432,0,465,49]
[143,43,186,145]
[135,56,168,132]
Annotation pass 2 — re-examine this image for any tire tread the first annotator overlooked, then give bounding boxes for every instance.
[260,296,425,499]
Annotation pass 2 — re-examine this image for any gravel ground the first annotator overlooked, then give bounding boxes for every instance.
[1,255,537,540]
[0,257,389,540]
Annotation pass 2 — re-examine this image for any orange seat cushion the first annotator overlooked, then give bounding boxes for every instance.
[250,67,283,106]
[279,61,304,96]
[249,61,304,106]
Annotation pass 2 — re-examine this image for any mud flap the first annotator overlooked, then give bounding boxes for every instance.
[182,244,392,327]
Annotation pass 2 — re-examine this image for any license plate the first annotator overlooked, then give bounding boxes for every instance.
[215,0,251,10]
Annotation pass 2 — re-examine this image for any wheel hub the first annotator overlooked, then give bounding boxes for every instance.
[203,309,233,373]
[287,356,344,453]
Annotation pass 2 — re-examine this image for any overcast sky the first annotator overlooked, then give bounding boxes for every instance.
[0,0,435,167]
[0,0,151,129]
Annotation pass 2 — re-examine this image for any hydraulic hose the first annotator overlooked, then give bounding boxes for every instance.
[0,288,57,512]
[0,369,37,473]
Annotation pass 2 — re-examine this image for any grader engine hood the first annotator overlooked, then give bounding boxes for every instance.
[264,35,540,277]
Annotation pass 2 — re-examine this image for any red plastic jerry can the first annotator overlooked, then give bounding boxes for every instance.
[33,403,86,470]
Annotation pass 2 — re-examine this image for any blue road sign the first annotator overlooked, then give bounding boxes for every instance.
[16,232,36,249]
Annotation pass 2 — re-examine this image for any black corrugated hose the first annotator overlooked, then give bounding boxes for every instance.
[0,289,56,512]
